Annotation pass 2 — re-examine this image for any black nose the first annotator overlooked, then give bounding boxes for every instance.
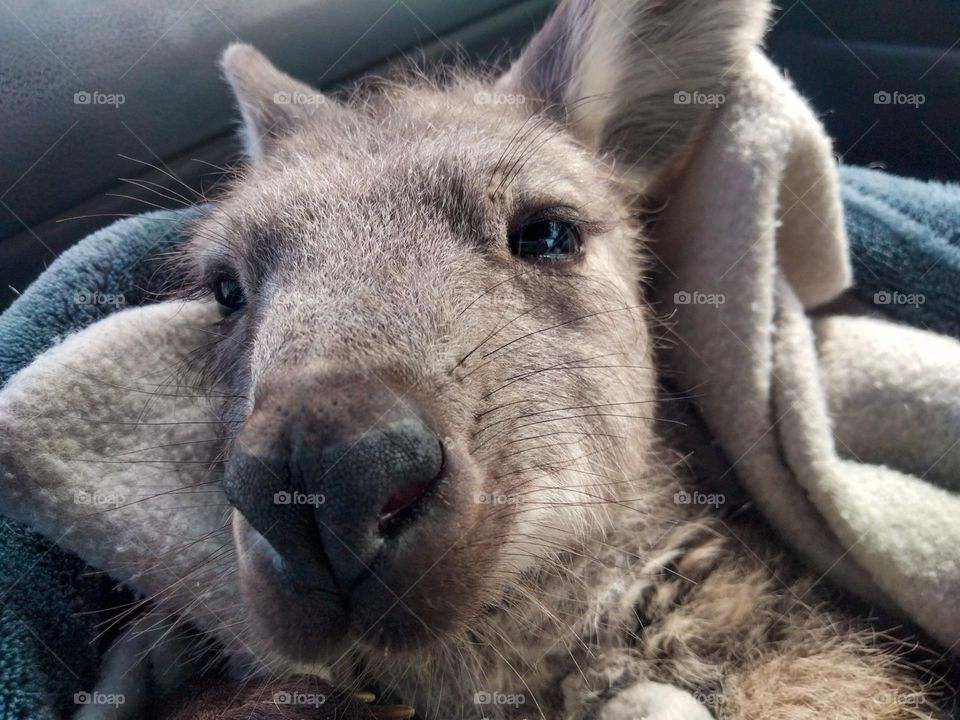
[294,413,443,587]
[224,377,443,590]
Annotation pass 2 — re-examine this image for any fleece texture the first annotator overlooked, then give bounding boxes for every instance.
[0,523,101,720]
[841,165,960,339]
[652,50,960,653]
[0,208,202,381]
[0,208,201,719]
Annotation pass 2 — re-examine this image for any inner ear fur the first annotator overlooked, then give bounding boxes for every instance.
[498,0,772,178]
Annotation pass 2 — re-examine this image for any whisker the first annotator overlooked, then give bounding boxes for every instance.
[480,303,645,360]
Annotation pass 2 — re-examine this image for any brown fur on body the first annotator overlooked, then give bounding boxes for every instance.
[150,0,951,717]
[328,432,944,720]
[163,678,368,720]
[537,509,941,720]
[161,500,944,720]
[162,677,412,720]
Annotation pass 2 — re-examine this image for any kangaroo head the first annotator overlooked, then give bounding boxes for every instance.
[182,0,769,670]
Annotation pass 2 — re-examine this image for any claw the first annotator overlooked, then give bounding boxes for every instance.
[370,704,416,719]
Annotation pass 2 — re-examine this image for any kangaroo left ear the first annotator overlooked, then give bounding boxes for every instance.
[221,43,350,161]
[497,0,772,180]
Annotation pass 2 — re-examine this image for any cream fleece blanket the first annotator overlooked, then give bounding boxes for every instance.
[652,50,960,654]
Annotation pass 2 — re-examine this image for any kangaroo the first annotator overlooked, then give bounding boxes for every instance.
[35,0,954,718]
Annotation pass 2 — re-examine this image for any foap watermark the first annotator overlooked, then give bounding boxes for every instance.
[74,90,125,107]
[674,489,725,509]
[873,290,925,308]
[692,690,725,706]
[874,90,925,108]
[674,290,725,307]
[475,491,520,506]
[474,691,526,708]
[74,691,125,707]
[874,691,925,707]
[674,90,725,108]
[273,691,327,708]
[74,290,126,307]
[273,91,326,106]
[274,490,325,507]
[474,90,526,106]
[74,489,126,508]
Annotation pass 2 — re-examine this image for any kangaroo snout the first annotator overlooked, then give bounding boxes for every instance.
[226,373,445,592]
[226,369,492,658]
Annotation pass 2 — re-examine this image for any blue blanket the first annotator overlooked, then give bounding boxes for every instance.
[842,166,960,337]
[0,168,956,718]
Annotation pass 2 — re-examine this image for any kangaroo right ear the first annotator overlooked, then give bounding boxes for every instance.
[221,43,344,160]
[497,0,772,182]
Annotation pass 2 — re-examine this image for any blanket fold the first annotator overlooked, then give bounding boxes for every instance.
[651,50,960,652]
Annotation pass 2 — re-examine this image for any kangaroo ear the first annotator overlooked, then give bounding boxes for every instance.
[221,43,343,160]
[498,0,771,179]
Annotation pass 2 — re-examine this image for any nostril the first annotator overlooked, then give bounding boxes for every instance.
[377,444,444,536]
[293,403,445,586]
[378,479,434,531]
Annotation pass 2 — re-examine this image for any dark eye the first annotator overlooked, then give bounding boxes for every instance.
[212,276,245,315]
[509,219,582,261]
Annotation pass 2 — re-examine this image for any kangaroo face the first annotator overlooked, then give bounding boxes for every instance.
[191,80,654,660]
[183,0,769,668]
